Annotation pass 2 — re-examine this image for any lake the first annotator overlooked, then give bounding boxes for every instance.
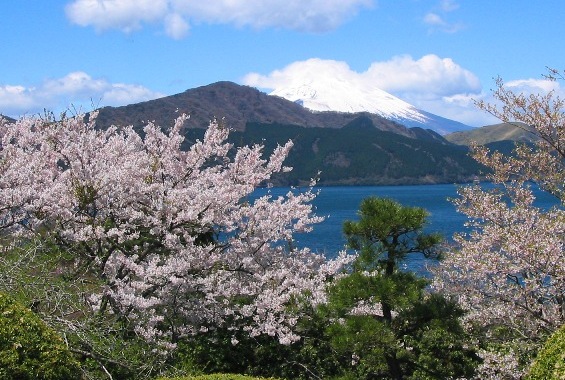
[254,183,559,273]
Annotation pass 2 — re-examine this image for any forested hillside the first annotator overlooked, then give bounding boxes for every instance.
[181,116,483,185]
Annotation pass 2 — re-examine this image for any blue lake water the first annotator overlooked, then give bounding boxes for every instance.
[254,184,559,273]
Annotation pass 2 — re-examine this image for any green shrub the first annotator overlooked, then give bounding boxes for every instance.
[168,322,339,380]
[527,324,565,380]
[157,374,278,380]
[0,292,82,380]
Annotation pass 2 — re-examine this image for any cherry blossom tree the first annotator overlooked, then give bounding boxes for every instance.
[0,112,352,376]
[433,71,565,379]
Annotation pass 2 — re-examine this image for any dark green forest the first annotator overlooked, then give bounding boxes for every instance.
[181,116,484,186]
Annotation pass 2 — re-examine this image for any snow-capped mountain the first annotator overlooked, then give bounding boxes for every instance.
[269,80,471,135]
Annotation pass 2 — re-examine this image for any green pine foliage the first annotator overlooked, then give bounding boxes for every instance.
[0,292,82,380]
[394,293,480,379]
[322,197,479,379]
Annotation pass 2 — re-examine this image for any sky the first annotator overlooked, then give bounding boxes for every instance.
[1,0,565,127]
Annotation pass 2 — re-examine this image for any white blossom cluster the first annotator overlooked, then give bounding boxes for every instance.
[433,74,565,379]
[0,113,353,347]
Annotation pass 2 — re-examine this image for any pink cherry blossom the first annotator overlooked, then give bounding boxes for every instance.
[0,112,354,348]
[433,71,565,379]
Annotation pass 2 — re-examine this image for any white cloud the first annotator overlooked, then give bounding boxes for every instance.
[423,0,464,33]
[0,86,37,112]
[244,58,360,90]
[423,13,445,27]
[164,13,190,39]
[243,55,497,126]
[65,0,374,37]
[41,71,108,96]
[366,54,481,99]
[0,72,163,117]
[65,0,169,33]
[101,83,163,105]
[439,0,459,12]
[505,78,561,95]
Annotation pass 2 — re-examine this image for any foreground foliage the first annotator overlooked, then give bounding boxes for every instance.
[157,375,278,380]
[0,292,81,380]
[527,323,565,380]
[0,113,350,378]
[322,197,478,379]
[148,198,480,380]
[169,308,342,379]
[6,106,544,378]
[434,70,565,378]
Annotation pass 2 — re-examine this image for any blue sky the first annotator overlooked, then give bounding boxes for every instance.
[2,0,565,127]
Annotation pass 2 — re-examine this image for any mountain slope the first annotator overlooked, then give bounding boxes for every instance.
[445,122,538,145]
[178,115,484,186]
[89,81,485,185]
[95,81,426,138]
[0,115,16,123]
[269,82,472,135]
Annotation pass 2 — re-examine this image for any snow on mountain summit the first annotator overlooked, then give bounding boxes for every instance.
[271,80,423,119]
[269,79,471,135]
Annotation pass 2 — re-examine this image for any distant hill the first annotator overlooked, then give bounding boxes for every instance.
[178,115,484,186]
[89,81,485,186]
[445,122,538,146]
[95,81,427,138]
[0,115,16,123]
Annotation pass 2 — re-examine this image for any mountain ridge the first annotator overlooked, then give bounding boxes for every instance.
[178,116,484,186]
[88,81,486,185]
[94,82,454,141]
[445,122,538,146]
[0,115,16,123]
[268,81,472,135]
[95,81,404,133]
